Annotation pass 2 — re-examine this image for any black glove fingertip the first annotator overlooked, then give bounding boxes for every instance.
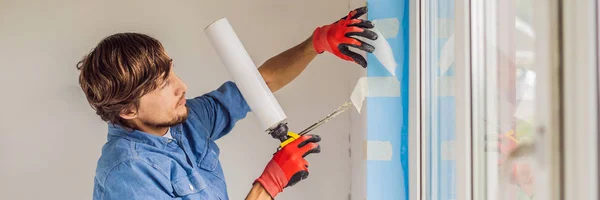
[298,134,322,148]
[351,6,368,19]
[302,145,321,158]
[355,56,368,68]
[345,30,378,41]
[339,44,369,68]
[285,171,309,188]
[348,20,375,29]
[361,42,376,53]
[359,60,368,68]
[310,134,322,142]
[356,53,369,67]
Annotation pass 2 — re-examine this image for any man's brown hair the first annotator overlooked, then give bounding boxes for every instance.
[76,33,172,128]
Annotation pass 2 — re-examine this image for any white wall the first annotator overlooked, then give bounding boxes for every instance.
[0,0,362,199]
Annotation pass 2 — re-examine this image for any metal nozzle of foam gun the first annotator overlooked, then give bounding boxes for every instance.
[267,122,290,142]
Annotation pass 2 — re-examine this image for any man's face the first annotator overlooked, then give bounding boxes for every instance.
[133,70,189,129]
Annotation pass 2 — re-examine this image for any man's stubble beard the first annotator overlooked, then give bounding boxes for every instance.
[142,106,190,129]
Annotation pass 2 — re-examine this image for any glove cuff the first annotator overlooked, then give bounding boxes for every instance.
[255,160,287,198]
[312,26,329,54]
[254,179,280,198]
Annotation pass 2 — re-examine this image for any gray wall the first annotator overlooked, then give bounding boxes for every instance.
[0,0,363,199]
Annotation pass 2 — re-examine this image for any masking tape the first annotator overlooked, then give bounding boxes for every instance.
[515,17,535,38]
[355,27,397,76]
[365,140,393,161]
[350,77,401,113]
[372,18,400,39]
[439,34,455,75]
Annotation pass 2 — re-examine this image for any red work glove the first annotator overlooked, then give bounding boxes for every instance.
[254,134,322,198]
[312,6,378,68]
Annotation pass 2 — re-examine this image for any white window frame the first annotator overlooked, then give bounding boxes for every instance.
[419,0,436,198]
[470,0,487,199]
[409,0,422,199]
[418,0,472,199]
[454,0,472,199]
[416,0,600,199]
[561,0,599,199]
[529,0,563,199]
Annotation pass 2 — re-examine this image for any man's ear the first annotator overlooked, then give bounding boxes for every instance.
[119,105,138,120]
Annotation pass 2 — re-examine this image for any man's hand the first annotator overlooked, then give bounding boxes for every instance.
[312,6,378,68]
[254,134,321,198]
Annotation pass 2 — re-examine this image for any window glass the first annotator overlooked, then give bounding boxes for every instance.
[480,0,537,199]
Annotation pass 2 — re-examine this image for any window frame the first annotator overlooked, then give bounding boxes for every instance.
[415,0,600,199]
[561,0,599,199]
[418,0,472,199]
[469,0,487,199]
[409,0,422,199]
[454,0,473,199]
[528,0,563,199]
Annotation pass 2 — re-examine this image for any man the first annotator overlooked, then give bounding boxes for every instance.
[77,7,376,200]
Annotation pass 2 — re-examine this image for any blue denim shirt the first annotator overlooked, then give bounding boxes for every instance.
[93,81,251,200]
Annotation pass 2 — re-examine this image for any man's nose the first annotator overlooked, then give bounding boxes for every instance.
[180,82,188,94]
[174,76,188,95]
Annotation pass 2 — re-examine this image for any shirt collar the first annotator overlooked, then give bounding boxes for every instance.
[107,123,177,148]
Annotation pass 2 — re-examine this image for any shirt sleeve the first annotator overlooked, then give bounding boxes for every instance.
[186,81,251,140]
[101,160,172,200]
